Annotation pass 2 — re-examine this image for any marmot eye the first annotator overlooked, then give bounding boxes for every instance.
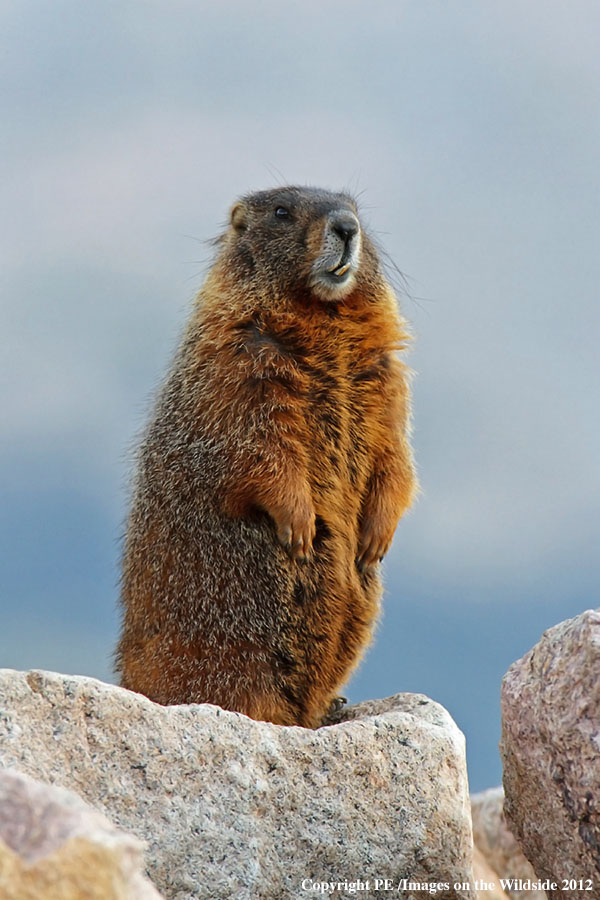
[274,207,290,219]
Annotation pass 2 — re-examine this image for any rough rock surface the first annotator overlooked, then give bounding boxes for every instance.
[0,767,162,899]
[0,669,475,900]
[500,609,600,898]
[471,787,546,900]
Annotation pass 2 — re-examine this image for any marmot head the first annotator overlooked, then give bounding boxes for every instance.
[221,186,381,302]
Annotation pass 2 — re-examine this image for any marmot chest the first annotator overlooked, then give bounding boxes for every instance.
[267,318,389,504]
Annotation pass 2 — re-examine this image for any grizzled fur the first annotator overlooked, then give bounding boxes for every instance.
[116,186,417,727]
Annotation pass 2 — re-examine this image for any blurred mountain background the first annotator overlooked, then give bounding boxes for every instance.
[2,1,599,790]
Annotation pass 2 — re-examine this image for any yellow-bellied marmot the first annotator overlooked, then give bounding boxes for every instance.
[116,185,417,727]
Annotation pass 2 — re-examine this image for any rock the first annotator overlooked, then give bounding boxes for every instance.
[0,669,475,900]
[500,609,600,897]
[471,787,546,900]
[0,767,163,899]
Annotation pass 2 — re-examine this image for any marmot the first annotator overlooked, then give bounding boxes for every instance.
[116,185,417,727]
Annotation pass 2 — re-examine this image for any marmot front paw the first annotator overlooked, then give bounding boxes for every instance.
[273,498,316,562]
[356,515,395,570]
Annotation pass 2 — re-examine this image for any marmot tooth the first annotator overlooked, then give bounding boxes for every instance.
[333,262,351,276]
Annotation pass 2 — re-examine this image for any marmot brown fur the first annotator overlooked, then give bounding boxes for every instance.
[116,185,417,727]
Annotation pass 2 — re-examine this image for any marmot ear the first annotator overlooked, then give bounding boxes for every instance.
[230,203,248,232]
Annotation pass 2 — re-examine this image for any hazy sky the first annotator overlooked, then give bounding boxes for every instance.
[2,1,599,791]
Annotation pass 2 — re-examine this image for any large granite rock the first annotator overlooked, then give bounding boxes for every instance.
[0,669,475,900]
[471,787,546,900]
[0,767,162,899]
[500,609,600,898]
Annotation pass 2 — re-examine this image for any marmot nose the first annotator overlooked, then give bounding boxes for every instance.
[329,211,359,243]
